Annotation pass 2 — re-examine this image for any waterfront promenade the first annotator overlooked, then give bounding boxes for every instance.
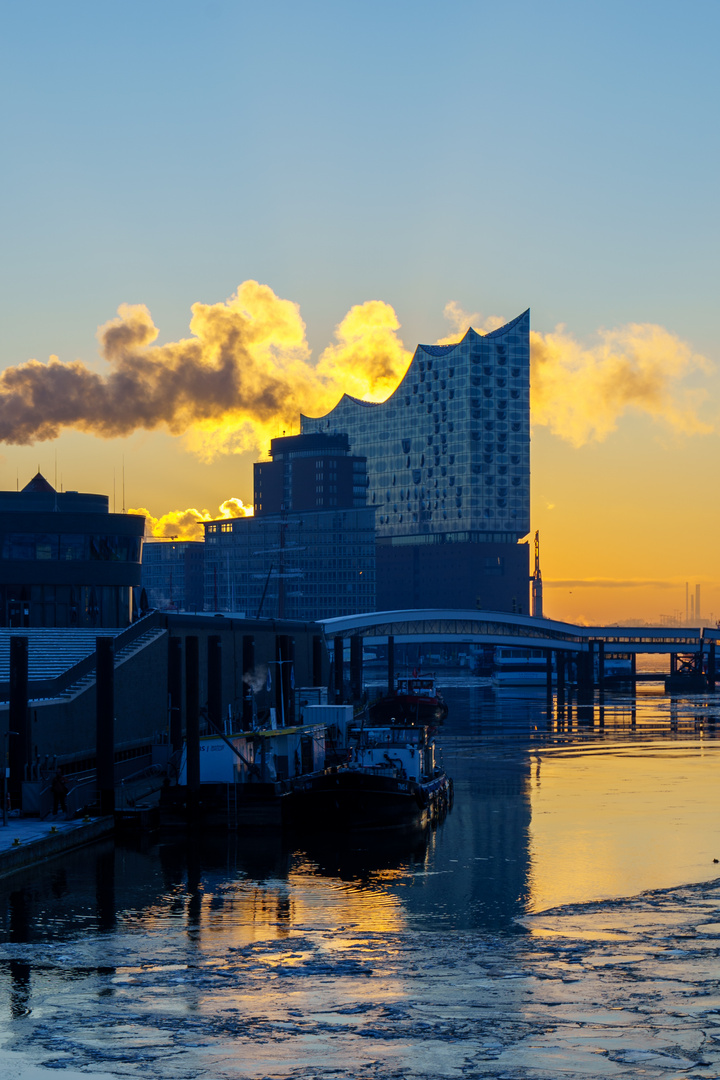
[0,815,112,880]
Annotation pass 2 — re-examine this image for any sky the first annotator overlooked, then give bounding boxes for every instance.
[0,0,718,625]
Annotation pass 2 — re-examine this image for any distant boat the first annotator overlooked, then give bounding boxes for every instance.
[367,674,449,724]
[290,722,453,830]
[491,647,549,687]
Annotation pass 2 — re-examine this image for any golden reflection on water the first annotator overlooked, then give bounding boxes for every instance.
[527,739,720,913]
[151,869,409,949]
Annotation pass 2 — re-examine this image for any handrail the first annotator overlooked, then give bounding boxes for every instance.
[0,611,166,700]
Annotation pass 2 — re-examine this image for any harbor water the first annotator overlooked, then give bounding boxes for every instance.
[2,679,720,1078]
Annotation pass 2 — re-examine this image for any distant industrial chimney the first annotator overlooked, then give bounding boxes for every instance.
[531,530,543,618]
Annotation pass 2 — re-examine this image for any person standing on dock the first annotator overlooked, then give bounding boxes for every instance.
[52,769,68,816]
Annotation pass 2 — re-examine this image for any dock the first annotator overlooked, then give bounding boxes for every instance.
[0,815,114,881]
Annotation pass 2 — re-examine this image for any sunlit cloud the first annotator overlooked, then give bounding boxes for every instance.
[0,284,712,460]
[434,301,504,345]
[530,323,713,446]
[131,497,253,541]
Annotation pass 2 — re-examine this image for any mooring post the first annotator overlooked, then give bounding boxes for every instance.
[312,635,323,688]
[387,635,395,697]
[96,636,115,816]
[8,636,29,811]
[168,636,183,755]
[284,637,295,725]
[334,636,344,704]
[208,635,222,733]
[242,635,255,729]
[185,636,200,794]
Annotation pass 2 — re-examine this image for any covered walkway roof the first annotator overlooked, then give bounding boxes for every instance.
[319,609,718,654]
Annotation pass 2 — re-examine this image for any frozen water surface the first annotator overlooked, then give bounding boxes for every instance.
[2,682,720,1078]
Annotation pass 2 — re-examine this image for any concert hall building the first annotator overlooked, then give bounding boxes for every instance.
[301,311,531,612]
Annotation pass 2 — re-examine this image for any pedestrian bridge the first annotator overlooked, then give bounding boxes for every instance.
[319,609,720,655]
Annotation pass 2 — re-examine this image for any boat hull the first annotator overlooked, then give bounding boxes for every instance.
[290,769,453,831]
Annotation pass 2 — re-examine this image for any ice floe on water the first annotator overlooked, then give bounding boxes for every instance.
[4,688,720,1078]
[2,876,720,1078]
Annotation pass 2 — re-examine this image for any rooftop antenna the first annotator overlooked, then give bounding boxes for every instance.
[122,455,126,514]
[531,529,543,618]
[113,469,116,513]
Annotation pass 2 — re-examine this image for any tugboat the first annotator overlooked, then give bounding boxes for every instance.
[367,674,448,724]
[290,722,453,831]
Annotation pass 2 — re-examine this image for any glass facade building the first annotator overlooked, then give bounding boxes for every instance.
[203,509,376,620]
[141,540,205,612]
[301,312,531,611]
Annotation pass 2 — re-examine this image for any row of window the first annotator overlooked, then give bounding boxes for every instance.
[0,534,141,562]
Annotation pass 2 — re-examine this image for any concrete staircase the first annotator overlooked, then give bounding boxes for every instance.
[58,627,168,701]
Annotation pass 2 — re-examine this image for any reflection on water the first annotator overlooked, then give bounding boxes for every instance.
[2,680,720,1077]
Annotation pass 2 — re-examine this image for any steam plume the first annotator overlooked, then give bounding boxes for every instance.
[435,302,504,344]
[132,497,253,541]
[0,282,411,459]
[0,283,711,456]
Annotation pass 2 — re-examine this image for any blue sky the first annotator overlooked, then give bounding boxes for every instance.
[1,0,718,621]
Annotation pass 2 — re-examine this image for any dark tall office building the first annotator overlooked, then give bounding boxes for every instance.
[301,312,531,612]
[254,432,368,514]
[205,433,375,619]
[0,473,145,627]
[141,540,205,612]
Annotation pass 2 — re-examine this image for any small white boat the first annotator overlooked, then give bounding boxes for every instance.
[491,647,549,687]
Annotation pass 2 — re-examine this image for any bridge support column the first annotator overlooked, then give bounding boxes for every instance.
[545,649,553,714]
[631,652,637,683]
[387,635,395,696]
[709,642,717,693]
[577,647,593,695]
[556,652,566,713]
[334,636,344,704]
[597,640,605,691]
[350,635,363,702]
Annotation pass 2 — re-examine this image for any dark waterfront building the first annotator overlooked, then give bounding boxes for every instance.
[141,540,204,612]
[205,432,375,619]
[254,432,368,514]
[0,473,144,628]
[0,611,329,811]
[302,312,531,612]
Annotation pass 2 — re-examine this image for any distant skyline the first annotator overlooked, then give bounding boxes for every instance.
[1,1,718,625]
